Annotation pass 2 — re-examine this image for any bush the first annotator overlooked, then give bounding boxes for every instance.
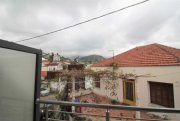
[109,62,118,69]
[111,99,119,104]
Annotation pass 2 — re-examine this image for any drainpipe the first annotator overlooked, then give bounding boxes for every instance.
[135,77,141,119]
[72,76,75,96]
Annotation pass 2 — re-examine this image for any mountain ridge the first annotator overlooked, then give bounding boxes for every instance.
[79,54,105,64]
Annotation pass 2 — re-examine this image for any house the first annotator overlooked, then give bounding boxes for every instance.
[91,43,180,113]
[67,64,86,92]
[41,68,47,80]
[42,57,50,66]
[46,62,62,71]
[45,62,63,79]
[53,53,61,62]
[58,64,87,97]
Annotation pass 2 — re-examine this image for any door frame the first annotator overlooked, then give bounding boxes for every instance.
[123,79,136,105]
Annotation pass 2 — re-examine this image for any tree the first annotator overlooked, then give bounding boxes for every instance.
[49,52,54,62]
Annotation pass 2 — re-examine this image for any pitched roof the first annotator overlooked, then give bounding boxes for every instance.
[45,62,59,66]
[92,43,180,67]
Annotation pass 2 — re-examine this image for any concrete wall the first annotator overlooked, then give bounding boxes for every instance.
[42,66,47,71]
[48,65,58,71]
[50,82,58,91]
[41,66,48,80]
[91,66,180,109]
[47,63,62,71]
[92,78,123,102]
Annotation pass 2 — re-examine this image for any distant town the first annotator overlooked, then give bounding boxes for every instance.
[40,43,180,120]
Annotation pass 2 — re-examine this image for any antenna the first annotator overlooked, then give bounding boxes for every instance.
[108,49,117,63]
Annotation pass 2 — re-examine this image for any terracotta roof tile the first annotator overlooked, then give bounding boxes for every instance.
[78,93,153,119]
[92,43,180,67]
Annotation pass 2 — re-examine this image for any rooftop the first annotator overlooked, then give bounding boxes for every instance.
[92,43,180,67]
[78,92,152,119]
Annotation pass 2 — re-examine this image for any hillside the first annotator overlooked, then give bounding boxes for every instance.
[79,55,105,64]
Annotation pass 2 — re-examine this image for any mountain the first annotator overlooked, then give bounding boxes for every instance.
[79,55,105,64]
[60,56,71,61]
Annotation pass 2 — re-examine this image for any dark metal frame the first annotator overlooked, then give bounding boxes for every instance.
[0,39,42,121]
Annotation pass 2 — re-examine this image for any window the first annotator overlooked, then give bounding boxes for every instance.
[94,77,100,88]
[149,82,174,108]
[75,76,85,90]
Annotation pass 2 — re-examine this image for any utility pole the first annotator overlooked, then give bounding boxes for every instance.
[108,49,116,63]
[108,49,117,81]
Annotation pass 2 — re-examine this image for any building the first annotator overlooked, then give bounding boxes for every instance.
[41,58,49,80]
[41,67,47,80]
[91,43,180,113]
[42,57,50,66]
[45,62,62,79]
[46,62,62,71]
[53,53,61,62]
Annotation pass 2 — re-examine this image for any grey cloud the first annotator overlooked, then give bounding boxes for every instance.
[0,0,180,57]
[124,0,180,44]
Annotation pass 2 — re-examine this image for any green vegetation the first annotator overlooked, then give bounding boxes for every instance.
[79,55,105,64]
[109,62,118,69]
[111,99,119,104]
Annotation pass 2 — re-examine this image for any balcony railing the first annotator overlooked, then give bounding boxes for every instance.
[36,99,180,121]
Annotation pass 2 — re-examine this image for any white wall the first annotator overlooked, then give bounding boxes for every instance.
[57,63,63,70]
[42,66,47,71]
[85,76,93,89]
[48,65,57,71]
[50,82,58,91]
[53,54,60,62]
[92,78,123,101]
[47,63,62,71]
[58,78,66,92]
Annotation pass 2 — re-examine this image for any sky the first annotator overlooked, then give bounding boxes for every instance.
[0,0,180,57]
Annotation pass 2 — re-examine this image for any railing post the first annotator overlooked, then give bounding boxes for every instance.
[45,104,48,121]
[106,109,110,121]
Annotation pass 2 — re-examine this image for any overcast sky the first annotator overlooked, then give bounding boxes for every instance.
[0,0,180,57]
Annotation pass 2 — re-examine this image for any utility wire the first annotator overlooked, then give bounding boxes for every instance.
[16,0,150,43]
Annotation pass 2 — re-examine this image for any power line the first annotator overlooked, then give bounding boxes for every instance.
[16,0,150,43]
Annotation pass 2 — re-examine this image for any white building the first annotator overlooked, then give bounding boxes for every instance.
[91,43,180,120]
[53,53,61,62]
[46,62,62,71]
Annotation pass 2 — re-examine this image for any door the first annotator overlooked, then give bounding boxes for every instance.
[123,79,136,105]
